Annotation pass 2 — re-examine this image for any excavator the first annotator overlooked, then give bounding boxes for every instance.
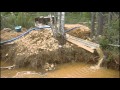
[36,12,104,70]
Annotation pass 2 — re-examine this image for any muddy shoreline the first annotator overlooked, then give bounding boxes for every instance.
[0,61,119,78]
[0,25,119,78]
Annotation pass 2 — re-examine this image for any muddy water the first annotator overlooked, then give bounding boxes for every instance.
[0,61,119,78]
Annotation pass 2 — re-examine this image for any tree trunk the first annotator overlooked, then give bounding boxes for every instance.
[108,12,112,28]
[91,12,96,37]
[58,12,65,36]
[57,12,66,45]
[97,12,104,35]
[50,12,66,45]
[49,12,58,37]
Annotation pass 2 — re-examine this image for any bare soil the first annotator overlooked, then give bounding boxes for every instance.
[0,24,119,71]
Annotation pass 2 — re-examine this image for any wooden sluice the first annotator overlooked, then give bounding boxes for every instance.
[66,34,104,69]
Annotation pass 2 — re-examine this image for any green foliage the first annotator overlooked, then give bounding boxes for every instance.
[15,12,34,28]
[65,12,91,24]
[1,12,91,29]
[1,12,34,29]
[103,16,119,45]
[1,13,16,29]
[99,36,109,49]
[1,12,52,30]
[98,25,119,62]
[82,12,91,20]
[65,13,81,24]
[96,12,119,55]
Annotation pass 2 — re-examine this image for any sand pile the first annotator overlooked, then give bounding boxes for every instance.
[14,29,73,56]
[64,24,91,39]
[1,28,27,41]
[1,24,94,69]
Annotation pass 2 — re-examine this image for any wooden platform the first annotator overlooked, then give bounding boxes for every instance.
[66,34,100,53]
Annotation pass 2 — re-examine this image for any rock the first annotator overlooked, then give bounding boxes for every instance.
[90,65,100,70]
[5,53,8,56]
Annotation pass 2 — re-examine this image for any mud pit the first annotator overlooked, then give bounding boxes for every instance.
[1,61,119,78]
[1,24,119,78]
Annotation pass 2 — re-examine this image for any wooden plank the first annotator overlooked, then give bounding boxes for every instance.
[67,38,94,53]
[66,34,100,53]
[68,36,96,49]
[66,37,94,53]
[66,34,99,48]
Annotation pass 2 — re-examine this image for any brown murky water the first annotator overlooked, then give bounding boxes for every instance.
[0,61,119,78]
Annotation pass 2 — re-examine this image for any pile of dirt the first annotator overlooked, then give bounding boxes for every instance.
[64,24,91,39]
[14,29,73,56]
[1,28,27,41]
[1,24,96,70]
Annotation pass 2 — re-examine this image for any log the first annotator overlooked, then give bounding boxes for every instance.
[108,44,120,47]
[0,65,16,70]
